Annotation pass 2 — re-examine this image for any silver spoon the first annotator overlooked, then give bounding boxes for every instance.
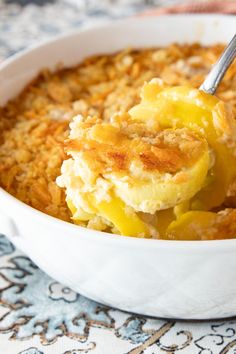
[200,34,236,95]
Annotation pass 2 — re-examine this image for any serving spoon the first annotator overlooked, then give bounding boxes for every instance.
[200,34,236,95]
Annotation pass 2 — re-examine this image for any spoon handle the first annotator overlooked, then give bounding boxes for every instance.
[200,34,236,95]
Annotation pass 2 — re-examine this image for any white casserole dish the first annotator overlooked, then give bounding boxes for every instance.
[0,15,236,319]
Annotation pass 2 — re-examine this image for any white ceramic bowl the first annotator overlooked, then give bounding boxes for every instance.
[0,15,236,320]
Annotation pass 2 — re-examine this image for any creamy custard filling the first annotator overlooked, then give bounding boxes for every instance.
[57,79,236,239]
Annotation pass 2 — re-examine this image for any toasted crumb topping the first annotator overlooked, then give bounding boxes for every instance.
[202,209,236,240]
[66,114,206,178]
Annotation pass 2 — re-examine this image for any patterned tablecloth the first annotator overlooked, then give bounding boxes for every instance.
[1,1,236,353]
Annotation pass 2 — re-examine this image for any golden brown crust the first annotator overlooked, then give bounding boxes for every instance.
[66,114,206,177]
[206,209,236,240]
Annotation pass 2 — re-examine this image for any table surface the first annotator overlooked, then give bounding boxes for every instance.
[1,1,236,353]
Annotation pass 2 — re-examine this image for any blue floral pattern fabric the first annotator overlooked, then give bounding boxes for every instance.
[0,0,185,60]
[1,1,236,353]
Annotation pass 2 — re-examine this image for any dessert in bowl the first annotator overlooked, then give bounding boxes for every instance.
[0,15,236,318]
[56,79,236,240]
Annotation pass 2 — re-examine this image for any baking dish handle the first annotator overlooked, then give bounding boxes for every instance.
[0,211,19,236]
[0,211,24,248]
[0,207,32,256]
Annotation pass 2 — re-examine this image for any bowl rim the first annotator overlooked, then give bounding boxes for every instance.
[1,13,235,71]
[1,13,236,249]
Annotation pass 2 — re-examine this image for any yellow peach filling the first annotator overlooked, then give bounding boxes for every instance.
[57,79,236,239]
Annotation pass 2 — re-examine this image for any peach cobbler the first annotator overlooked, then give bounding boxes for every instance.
[1,44,236,240]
